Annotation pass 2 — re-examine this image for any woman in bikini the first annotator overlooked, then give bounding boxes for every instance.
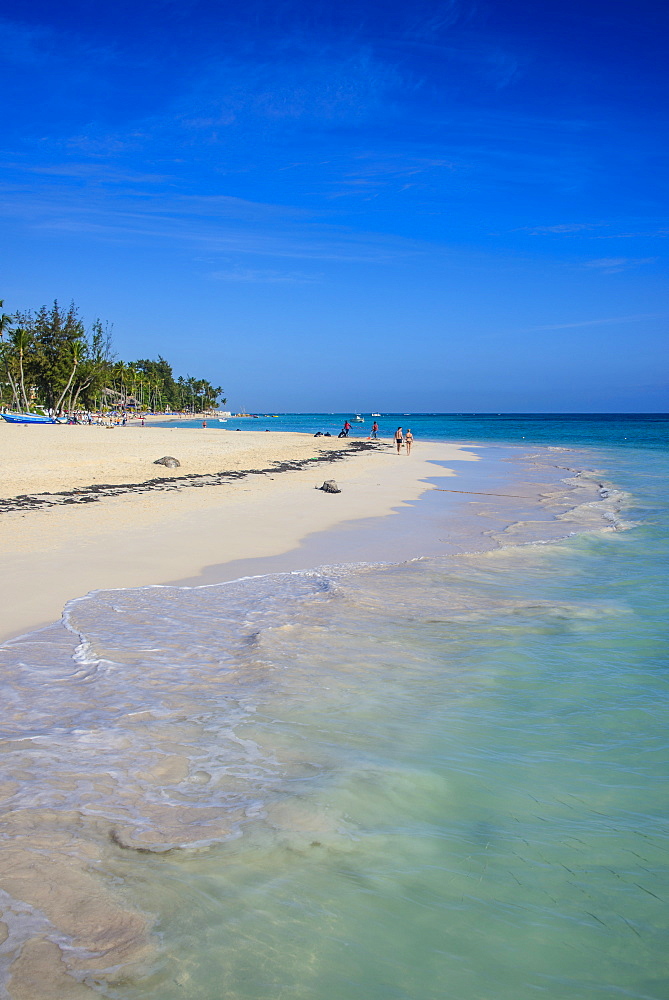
[405,429,413,455]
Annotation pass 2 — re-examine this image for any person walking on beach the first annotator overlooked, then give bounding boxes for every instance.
[394,427,403,453]
[405,428,413,455]
[339,420,351,438]
[371,420,379,439]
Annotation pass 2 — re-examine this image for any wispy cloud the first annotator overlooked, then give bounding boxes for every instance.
[209,267,319,284]
[592,229,669,240]
[517,223,668,242]
[534,313,662,331]
[0,170,314,223]
[583,257,656,273]
[324,152,454,198]
[520,222,603,235]
[171,46,404,134]
[20,162,171,185]
[403,0,466,41]
[66,133,150,157]
[0,182,422,264]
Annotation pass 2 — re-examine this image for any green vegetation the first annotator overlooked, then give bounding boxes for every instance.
[0,300,224,414]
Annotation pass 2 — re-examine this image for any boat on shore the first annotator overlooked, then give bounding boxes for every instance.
[1,411,57,424]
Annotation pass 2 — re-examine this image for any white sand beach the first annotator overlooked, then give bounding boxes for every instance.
[0,423,477,642]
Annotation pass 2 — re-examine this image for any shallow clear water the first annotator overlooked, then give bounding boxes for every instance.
[0,418,667,999]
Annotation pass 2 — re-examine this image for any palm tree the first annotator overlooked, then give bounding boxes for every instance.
[126,362,138,407]
[10,328,32,412]
[0,301,13,343]
[0,342,20,410]
[115,361,126,403]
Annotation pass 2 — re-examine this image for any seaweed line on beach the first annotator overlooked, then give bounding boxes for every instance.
[0,441,381,514]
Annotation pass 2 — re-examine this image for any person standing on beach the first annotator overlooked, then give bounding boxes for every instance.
[371,420,379,439]
[405,429,413,455]
[394,427,403,453]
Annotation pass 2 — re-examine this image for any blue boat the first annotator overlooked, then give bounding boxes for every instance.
[1,412,57,424]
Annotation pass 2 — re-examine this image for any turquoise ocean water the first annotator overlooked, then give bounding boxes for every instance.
[161,411,668,451]
[1,414,667,999]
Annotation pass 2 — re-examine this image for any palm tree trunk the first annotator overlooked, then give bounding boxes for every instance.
[18,349,30,411]
[55,363,78,414]
[70,376,92,413]
[6,369,21,411]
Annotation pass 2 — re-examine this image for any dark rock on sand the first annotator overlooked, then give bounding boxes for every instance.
[154,456,181,468]
[317,480,341,493]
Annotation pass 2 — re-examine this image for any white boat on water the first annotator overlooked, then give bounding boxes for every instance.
[371,413,381,417]
[353,414,364,422]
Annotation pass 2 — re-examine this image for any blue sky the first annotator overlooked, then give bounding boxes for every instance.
[2,0,667,411]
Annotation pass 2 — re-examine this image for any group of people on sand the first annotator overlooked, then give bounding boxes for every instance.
[393,426,413,455]
[335,419,414,454]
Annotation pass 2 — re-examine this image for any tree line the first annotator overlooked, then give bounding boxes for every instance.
[0,300,224,414]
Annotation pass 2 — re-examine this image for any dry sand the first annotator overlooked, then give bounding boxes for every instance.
[0,423,478,642]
